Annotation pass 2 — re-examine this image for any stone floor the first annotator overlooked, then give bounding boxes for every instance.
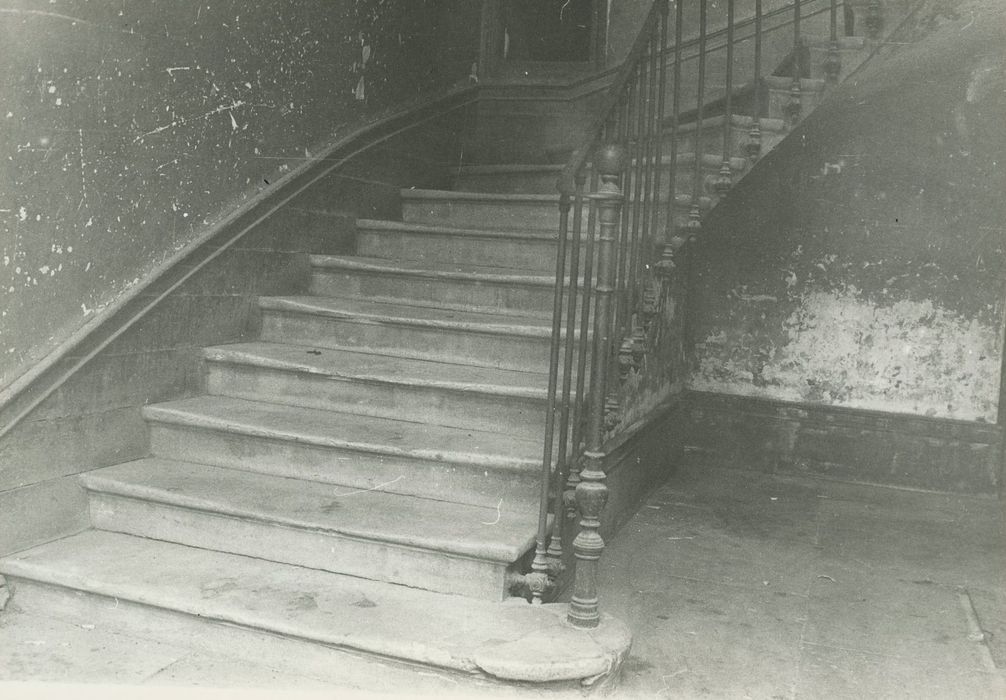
[1,462,1004,699]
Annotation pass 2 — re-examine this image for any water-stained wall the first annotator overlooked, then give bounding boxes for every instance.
[0,0,472,389]
[689,5,1006,423]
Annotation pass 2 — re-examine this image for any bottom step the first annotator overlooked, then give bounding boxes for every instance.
[0,531,631,687]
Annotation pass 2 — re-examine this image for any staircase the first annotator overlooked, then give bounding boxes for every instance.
[0,0,901,691]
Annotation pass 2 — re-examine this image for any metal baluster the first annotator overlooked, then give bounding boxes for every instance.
[688,0,708,238]
[614,83,635,342]
[649,1,670,259]
[786,0,803,127]
[546,172,588,568]
[747,0,763,160]
[568,142,626,630]
[664,0,684,245]
[626,57,650,342]
[639,28,662,275]
[824,0,841,83]
[529,190,572,604]
[565,166,600,510]
[715,0,736,196]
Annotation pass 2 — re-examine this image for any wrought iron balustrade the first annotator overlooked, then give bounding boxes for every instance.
[508,0,858,627]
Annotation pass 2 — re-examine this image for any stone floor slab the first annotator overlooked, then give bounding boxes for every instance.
[795,642,1006,700]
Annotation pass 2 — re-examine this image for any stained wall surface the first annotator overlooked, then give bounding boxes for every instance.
[0,0,472,388]
[688,4,1006,423]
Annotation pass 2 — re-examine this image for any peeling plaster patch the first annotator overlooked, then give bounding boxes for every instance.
[692,288,1001,422]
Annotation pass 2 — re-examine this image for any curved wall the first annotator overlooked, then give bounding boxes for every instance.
[0,0,473,388]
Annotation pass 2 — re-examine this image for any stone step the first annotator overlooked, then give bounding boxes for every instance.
[257,295,562,372]
[202,342,549,438]
[309,254,557,316]
[355,219,561,273]
[143,395,543,509]
[401,189,566,232]
[397,190,712,240]
[0,531,630,684]
[82,459,539,599]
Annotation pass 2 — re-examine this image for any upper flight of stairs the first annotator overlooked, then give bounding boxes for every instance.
[1,23,878,692]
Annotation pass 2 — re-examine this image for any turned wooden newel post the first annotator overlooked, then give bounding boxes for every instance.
[568,143,626,629]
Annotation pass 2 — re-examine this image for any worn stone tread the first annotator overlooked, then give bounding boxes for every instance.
[310,254,556,287]
[355,217,559,241]
[1,531,631,681]
[257,295,555,338]
[82,459,537,562]
[142,395,543,472]
[203,342,548,400]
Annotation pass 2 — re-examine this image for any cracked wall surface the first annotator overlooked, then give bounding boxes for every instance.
[688,3,1006,423]
[0,0,472,388]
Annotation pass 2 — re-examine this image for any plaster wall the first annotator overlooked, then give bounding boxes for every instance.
[1,0,471,389]
[688,4,1006,423]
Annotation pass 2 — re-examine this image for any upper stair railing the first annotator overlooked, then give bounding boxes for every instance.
[521,0,858,627]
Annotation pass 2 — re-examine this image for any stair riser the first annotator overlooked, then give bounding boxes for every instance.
[204,362,547,439]
[88,493,514,600]
[259,310,553,372]
[356,229,559,272]
[309,269,555,316]
[147,423,540,509]
[402,199,568,232]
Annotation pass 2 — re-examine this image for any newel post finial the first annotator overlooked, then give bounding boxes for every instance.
[568,141,625,629]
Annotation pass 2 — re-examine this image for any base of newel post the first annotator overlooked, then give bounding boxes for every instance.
[567,453,608,629]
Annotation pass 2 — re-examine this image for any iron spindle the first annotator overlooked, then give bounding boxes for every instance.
[566,167,600,509]
[626,58,650,341]
[614,81,636,340]
[529,191,573,603]
[747,0,763,160]
[787,0,803,127]
[649,1,670,261]
[716,0,736,196]
[568,143,626,629]
[664,0,684,240]
[824,0,841,82]
[639,29,661,280]
[547,173,589,567]
[689,0,708,233]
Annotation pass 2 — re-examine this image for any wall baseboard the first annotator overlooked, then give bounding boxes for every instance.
[686,391,1004,495]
